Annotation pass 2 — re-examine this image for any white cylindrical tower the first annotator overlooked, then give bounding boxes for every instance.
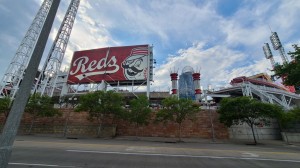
[170,72,178,96]
[192,72,201,100]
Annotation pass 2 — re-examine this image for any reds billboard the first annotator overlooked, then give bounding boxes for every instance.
[67,45,153,85]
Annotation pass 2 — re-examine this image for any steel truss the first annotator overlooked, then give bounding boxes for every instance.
[0,0,53,99]
[35,0,80,97]
[241,82,300,110]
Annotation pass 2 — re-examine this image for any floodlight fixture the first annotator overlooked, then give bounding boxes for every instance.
[263,43,273,59]
[270,32,282,50]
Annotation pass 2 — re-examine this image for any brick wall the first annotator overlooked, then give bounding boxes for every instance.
[117,110,228,139]
[0,108,229,139]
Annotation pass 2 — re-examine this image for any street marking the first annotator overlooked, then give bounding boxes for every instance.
[9,162,80,168]
[125,146,155,153]
[16,140,299,156]
[67,149,300,163]
[242,152,259,157]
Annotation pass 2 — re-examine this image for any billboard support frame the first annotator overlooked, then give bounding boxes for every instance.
[146,46,151,99]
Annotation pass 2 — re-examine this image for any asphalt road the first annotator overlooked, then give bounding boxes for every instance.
[6,135,300,168]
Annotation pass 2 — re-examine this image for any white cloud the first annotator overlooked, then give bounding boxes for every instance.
[80,0,92,10]
[1,0,300,94]
[152,42,239,90]
[269,0,300,35]
[82,0,223,46]
[151,41,273,91]
[55,0,120,71]
[78,3,95,26]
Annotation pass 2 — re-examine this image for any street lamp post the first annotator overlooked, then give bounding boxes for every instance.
[68,97,77,108]
[63,97,77,137]
[208,101,216,142]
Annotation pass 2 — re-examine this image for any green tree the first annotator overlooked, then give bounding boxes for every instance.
[156,97,200,141]
[273,44,300,87]
[288,107,300,121]
[25,94,61,134]
[277,107,300,129]
[75,90,124,137]
[0,97,11,124]
[127,95,151,137]
[276,107,300,144]
[218,97,283,144]
[0,97,11,125]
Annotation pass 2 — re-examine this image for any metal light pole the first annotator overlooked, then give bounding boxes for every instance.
[0,1,60,167]
[63,97,77,137]
[208,101,216,142]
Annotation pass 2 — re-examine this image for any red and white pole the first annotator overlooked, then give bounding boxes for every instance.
[170,73,178,96]
[192,72,201,100]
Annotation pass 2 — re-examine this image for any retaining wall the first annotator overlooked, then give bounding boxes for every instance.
[0,108,229,139]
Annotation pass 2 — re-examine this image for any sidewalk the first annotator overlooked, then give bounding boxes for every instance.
[9,134,300,148]
[114,135,300,147]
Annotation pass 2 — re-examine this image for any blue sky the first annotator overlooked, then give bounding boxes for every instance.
[0,0,299,92]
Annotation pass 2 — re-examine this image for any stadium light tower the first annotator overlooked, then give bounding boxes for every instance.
[266,32,296,92]
[35,0,80,97]
[270,32,289,64]
[0,0,60,167]
[0,0,53,99]
[263,43,276,69]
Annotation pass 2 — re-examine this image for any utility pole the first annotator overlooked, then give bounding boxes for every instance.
[0,0,60,167]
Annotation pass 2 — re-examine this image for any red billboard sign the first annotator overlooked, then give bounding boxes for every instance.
[67,45,152,85]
